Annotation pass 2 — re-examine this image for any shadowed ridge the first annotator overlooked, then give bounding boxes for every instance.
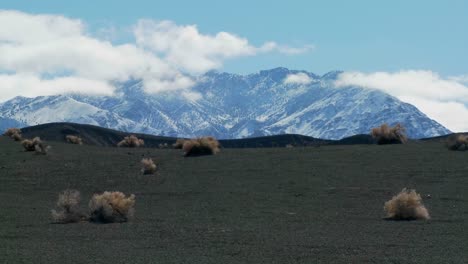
[333,134,375,145]
[18,122,454,148]
[20,122,177,147]
[218,134,331,148]
[419,132,468,142]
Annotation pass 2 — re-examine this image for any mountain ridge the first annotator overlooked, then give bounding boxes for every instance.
[0,67,451,139]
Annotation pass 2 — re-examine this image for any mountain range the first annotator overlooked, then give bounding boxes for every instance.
[0,67,450,139]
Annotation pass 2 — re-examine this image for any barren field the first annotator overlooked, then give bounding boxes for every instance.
[0,136,467,263]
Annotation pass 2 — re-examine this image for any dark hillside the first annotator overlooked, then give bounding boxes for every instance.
[20,122,177,147]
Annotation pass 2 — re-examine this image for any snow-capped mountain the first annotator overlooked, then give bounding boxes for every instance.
[0,68,450,139]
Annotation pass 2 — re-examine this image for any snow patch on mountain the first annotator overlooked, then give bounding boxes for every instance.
[0,68,451,139]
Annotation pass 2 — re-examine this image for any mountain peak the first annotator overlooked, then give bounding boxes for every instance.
[321,70,344,80]
[0,68,451,139]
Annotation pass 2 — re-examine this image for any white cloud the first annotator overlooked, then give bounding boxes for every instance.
[0,73,115,99]
[0,10,193,101]
[0,10,313,102]
[134,20,312,74]
[134,19,256,74]
[450,75,468,85]
[259,42,314,55]
[284,72,313,85]
[399,96,468,133]
[335,70,468,132]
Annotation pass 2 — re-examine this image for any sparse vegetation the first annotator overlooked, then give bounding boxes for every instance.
[3,128,22,141]
[117,135,144,148]
[384,188,430,220]
[21,137,49,154]
[446,134,468,151]
[88,191,136,223]
[51,189,85,223]
[182,136,220,156]
[141,158,157,174]
[66,135,83,145]
[371,123,408,145]
[173,138,185,149]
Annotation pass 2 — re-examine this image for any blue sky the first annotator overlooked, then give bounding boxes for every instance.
[0,1,467,131]
[3,0,467,75]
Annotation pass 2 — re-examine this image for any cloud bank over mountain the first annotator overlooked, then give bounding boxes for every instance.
[0,10,311,102]
[335,71,468,132]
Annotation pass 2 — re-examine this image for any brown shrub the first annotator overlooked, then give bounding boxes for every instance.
[371,123,408,145]
[11,132,22,141]
[173,139,185,149]
[66,135,83,145]
[88,191,136,223]
[51,189,85,223]
[384,188,430,220]
[446,134,468,151]
[141,158,157,174]
[21,137,49,154]
[182,136,220,157]
[117,135,144,148]
[3,128,22,141]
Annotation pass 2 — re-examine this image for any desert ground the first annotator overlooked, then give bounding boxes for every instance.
[0,135,467,263]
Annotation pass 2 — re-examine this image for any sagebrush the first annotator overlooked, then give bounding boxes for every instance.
[182,136,220,156]
[21,137,49,154]
[66,135,83,145]
[141,158,157,174]
[173,139,185,149]
[446,134,468,151]
[89,191,136,223]
[384,188,430,220]
[117,135,144,148]
[3,128,22,141]
[51,189,85,223]
[371,123,408,145]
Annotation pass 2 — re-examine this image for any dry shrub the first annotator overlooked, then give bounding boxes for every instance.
[89,191,136,223]
[51,189,85,223]
[117,135,144,148]
[446,134,468,151]
[141,158,157,174]
[371,123,408,145]
[21,137,49,154]
[173,139,185,149]
[66,135,83,145]
[3,128,22,141]
[384,188,430,220]
[182,136,220,157]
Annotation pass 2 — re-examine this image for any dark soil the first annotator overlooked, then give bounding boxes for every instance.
[0,136,467,263]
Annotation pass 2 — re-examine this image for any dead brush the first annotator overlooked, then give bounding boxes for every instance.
[182,136,220,157]
[51,189,86,223]
[88,191,136,223]
[21,137,50,154]
[66,135,83,145]
[446,134,468,151]
[384,188,430,220]
[371,123,408,145]
[3,128,22,141]
[173,139,185,149]
[141,158,157,174]
[117,135,144,148]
